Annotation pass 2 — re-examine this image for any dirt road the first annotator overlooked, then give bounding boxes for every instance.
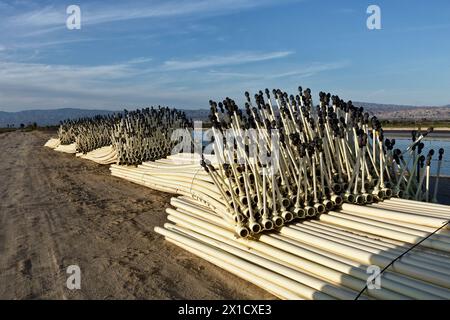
[0,131,273,299]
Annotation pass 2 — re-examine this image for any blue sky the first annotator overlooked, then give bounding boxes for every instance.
[0,0,449,111]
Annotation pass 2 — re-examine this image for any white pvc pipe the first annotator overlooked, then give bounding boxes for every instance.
[165,207,441,299]
[341,203,450,229]
[303,221,450,267]
[279,225,450,288]
[387,198,450,211]
[332,211,450,245]
[155,227,334,300]
[318,213,450,252]
[165,222,362,300]
[166,238,302,300]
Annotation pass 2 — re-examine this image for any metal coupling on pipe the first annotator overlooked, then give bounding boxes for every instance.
[260,218,274,231]
[383,188,393,198]
[355,194,365,205]
[272,215,285,228]
[322,200,333,211]
[249,221,262,234]
[281,211,294,222]
[236,225,250,238]
[363,193,374,203]
[331,195,343,207]
[304,206,316,217]
[293,207,306,219]
[344,193,356,203]
[314,203,326,214]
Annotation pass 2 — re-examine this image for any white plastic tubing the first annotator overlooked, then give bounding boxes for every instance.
[77,145,118,165]
[45,138,77,154]
[45,138,118,164]
[155,196,450,300]
[44,138,61,149]
[54,142,78,154]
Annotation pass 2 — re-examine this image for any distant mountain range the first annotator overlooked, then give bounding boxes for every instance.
[353,102,450,120]
[0,108,210,127]
[1,103,449,127]
[0,108,117,127]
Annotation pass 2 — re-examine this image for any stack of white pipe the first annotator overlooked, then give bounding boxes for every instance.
[45,137,118,164]
[44,138,61,149]
[109,153,228,218]
[77,145,118,165]
[109,153,450,299]
[156,196,450,300]
[42,138,450,299]
[53,142,78,154]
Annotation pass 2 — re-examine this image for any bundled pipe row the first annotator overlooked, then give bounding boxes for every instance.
[48,107,190,164]
[110,107,191,165]
[55,88,446,238]
[156,195,450,300]
[201,88,445,235]
[75,115,118,154]
[57,114,118,154]
[109,152,450,299]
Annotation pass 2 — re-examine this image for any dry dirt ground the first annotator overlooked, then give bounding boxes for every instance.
[0,131,273,300]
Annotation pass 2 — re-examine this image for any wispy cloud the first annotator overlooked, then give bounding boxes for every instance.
[0,0,300,53]
[4,0,293,30]
[267,61,350,79]
[0,57,155,85]
[207,61,349,80]
[0,58,166,110]
[0,55,350,110]
[0,51,297,94]
[162,51,294,71]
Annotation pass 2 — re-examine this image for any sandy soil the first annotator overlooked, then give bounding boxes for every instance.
[0,131,273,300]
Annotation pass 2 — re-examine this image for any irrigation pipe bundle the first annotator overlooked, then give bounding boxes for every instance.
[58,114,117,152]
[44,87,450,299]
[45,107,190,164]
[196,88,446,235]
[53,114,118,156]
[111,107,191,166]
[154,194,450,300]
[109,152,450,299]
